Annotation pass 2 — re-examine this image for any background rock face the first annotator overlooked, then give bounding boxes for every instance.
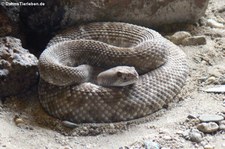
[19,0,209,54]
[0,37,38,97]
[0,0,25,46]
[20,0,209,31]
[0,7,18,37]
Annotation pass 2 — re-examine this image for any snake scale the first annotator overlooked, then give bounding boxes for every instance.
[38,22,188,123]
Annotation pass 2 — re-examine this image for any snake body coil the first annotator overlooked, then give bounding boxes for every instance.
[38,22,188,123]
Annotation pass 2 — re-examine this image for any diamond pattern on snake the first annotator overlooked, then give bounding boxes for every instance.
[38,22,188,123]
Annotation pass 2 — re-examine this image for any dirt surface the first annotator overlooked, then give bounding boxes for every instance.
[0,0,225,148]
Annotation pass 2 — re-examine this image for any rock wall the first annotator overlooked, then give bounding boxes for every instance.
[0,37,38,97]
[20,0,209,34]
[18,0,209,53]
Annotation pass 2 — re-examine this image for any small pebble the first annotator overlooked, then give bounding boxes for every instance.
[163,135,172,140]
[206,76,216,84]
[201,140,209,146]
[2,144,6,147]
[187,114,198,119]
[199,114,224,122]
[181,36,206,46]
[204,144,214,149]
[218,76,225,84]
[195,144,199,148]
[190,118,201,124]
[219,120,225,130]
[14,117,25,125]
[109,123,115,129]
[199,17,207,26]
[83,126,88,131]
[121,146,129,149]
[188,129,203,143]
[144,140,160,149]
[182,130,190,139]
[62,121,79,128]
[201,60,208,65]
[169,31,191,45]
[197,122,219,133]
[219,124,225,130]
[207,19,224,28]
[218,6,225,13]
[219,120,225,125]
[176,130,183,135]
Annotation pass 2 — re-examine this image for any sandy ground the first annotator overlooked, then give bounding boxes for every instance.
[0,0,225,148]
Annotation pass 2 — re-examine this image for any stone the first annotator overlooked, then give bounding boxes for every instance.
[109,123,115,129]
[119,147,129,149]
[163,135,172,140]
[144,140,160,149]
[14,117,25,126]
[199,114,224,122]
[188,129,203,143]
[205,76,216,84]
[169,31,191,45]
[219,120,225,130]
[182,129,203,143]
[207,19,224,28]
[2,144,6,147]
[20,0,209,29]
[19,0,209,50]
[0,37,38,97]
[187,114,198,119]
[219,120,225,125]
[219,124,225,130]
[204,145,214,149]
[182,130,190,139]
[218,76,225,84]
[208,65,225,78]
[218,6,225,13]
[62,121,79,128]
[197,122,219,133]
[203,85,225,93]
[181,36,206,46]
[190,118,201,124]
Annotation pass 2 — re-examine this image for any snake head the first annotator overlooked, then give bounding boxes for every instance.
[97,66,139,87]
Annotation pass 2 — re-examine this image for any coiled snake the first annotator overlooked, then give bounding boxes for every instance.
[38,22,188,123]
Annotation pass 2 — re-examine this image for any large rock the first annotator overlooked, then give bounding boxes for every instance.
[0,37,38,97]
[18,0,209,53]
[20,0,209,34]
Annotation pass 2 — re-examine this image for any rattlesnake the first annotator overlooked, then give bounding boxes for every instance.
[38,22,188,123]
